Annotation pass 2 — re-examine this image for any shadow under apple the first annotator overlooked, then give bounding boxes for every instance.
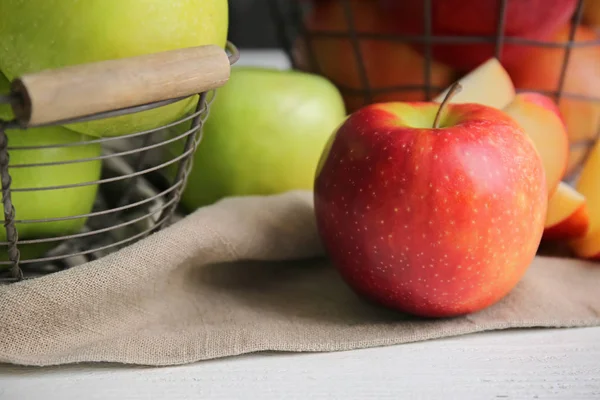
[189,258,426,325]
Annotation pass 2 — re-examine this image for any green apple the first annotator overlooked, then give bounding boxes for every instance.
[168,66,346,210]
[0,0,229,137]
[0,73,102,262]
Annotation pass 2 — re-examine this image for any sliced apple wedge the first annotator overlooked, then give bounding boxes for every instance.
[434,58,515,109]
[503,93,570,195]
[569,139,600,259]
[543,182,589,240]
[570,230,600,260]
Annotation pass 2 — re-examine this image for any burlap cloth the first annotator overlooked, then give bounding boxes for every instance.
[0,190,599,366]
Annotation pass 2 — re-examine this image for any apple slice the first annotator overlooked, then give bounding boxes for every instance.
[569,139,600,259]
[543,182,589,240]
[434,58,515,109]
[503,92,569,195]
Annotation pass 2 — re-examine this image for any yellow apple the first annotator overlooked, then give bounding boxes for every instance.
[543,182,589,240]
[503,92,569,195]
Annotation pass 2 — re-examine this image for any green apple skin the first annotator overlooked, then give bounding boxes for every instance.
[0,0,228,137]
[171,67,347,211]
[0,76,102,262]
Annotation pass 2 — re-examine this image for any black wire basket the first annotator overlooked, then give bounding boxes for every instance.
[0,41,239,283]
[268,0,600,181]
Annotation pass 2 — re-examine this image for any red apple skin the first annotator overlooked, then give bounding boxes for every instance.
[378,0,577,71]
[314,102,547,318]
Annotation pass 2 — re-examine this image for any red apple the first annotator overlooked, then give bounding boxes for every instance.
[293,0,457,112]
[378,0,577,71]
[314,85,547,317]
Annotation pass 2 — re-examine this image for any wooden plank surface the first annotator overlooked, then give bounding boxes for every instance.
[1,327,599,399]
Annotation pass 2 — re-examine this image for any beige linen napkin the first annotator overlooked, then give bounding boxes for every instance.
[0,190,599,367]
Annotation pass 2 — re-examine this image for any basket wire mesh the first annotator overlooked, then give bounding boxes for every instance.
[0,41,239,283]
[268,0,600,183]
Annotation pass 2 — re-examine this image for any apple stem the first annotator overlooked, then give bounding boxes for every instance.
[433,82,462,129]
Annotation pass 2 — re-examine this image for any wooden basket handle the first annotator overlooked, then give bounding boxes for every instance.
[9,43,233,127]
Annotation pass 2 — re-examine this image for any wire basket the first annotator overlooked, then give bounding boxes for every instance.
[0,41,239,283]
[268,0,600,181]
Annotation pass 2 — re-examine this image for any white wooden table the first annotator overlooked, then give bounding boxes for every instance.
[1,328,599,399]
[1,50,599,400]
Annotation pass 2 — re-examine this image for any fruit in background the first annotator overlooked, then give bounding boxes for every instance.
[0,0,229,137]
[569,139,600,259]
[543,182,589,241]
[314,84,547,318]
[506,24,600,176]
[583,0,600,29]
[503,92,569,196]
[172,67,346,211]
[293,0,457,113]
[378,0,578,71]
[0,74,102,262]
[433,58,515,109]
